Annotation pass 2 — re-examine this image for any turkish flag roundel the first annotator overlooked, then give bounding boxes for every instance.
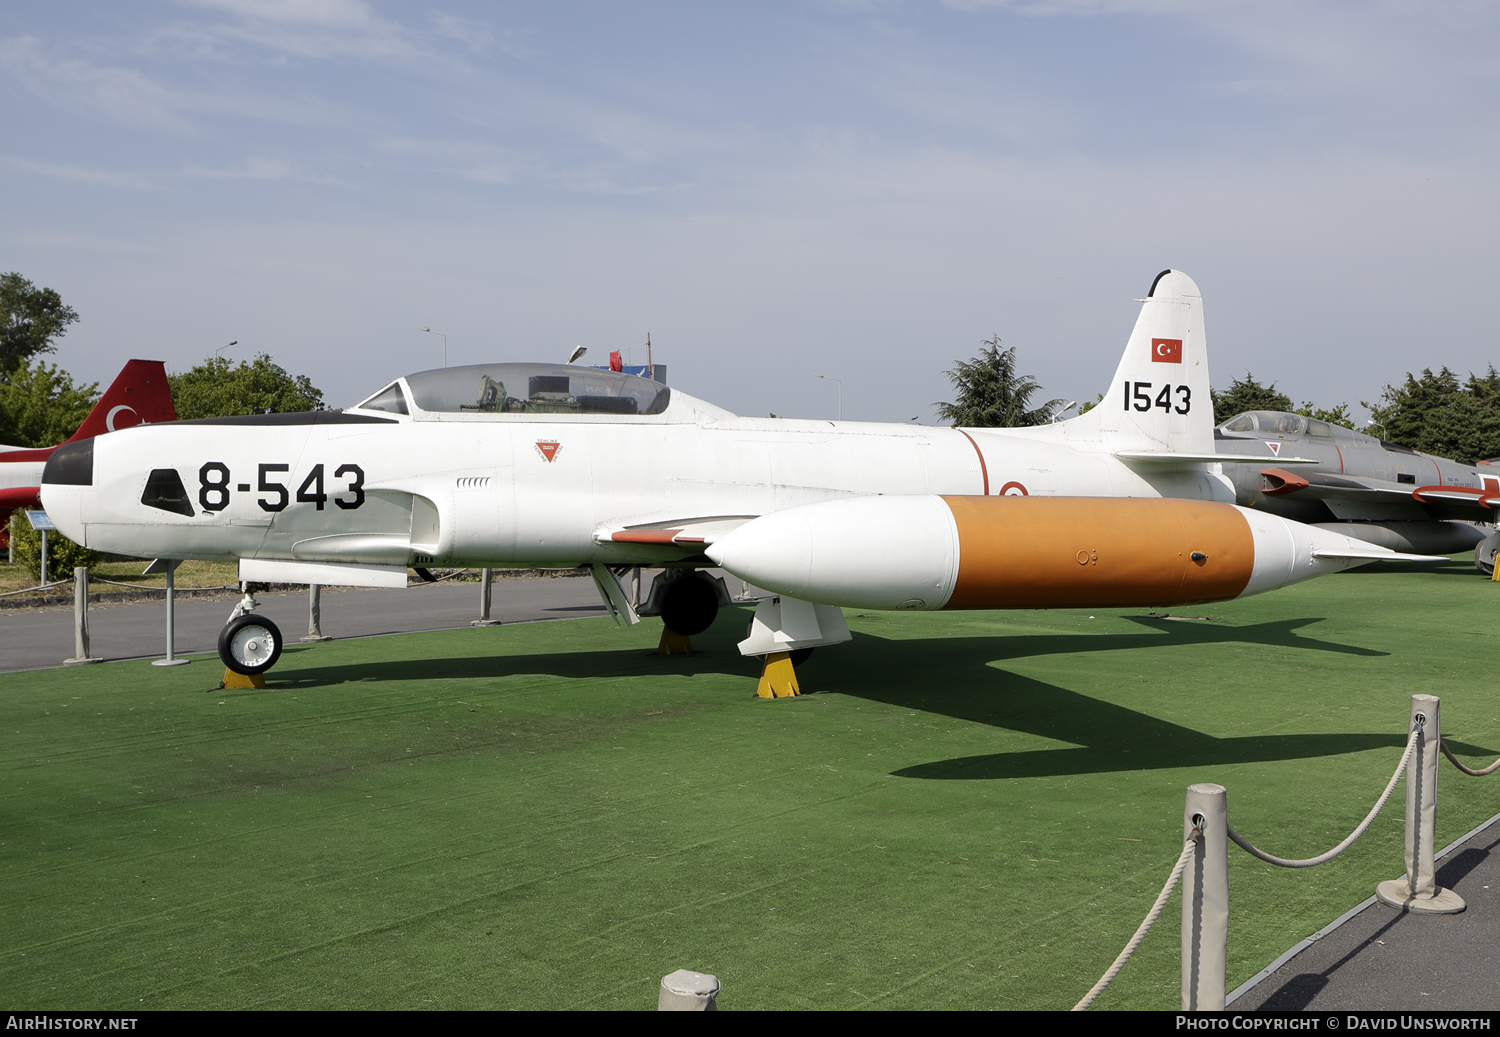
[1151,338,1183,363]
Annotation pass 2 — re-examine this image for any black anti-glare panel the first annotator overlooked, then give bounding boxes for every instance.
[41,438,93,486]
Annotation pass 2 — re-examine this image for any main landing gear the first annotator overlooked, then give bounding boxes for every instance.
[217,584,283,688]
[647,570,728,654]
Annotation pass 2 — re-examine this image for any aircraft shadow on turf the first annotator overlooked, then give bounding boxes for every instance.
[255,608,1499,781]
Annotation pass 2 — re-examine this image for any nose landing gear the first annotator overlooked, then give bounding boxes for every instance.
[217,584,283,688]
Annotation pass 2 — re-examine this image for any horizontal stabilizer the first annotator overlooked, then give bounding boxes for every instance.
[1117,451,1320,465]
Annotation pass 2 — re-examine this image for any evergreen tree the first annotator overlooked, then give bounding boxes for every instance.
[1210,374,1292,426]
[935,337,1061,428]
[1363,367,1500,463]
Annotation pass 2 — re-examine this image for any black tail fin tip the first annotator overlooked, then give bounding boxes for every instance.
[1147,269,1174,298]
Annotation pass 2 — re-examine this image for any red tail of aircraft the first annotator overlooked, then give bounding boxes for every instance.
[1,360,176,539]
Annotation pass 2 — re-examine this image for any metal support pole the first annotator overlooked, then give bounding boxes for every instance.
[300,584,332,642]
[471,568,501,626]
[152,560,189,667]
[63,566,101,666]
[1377,694,1465,913]
[39,528,48,586]
[1182,783,1227,1011]
[658,969,719,1011]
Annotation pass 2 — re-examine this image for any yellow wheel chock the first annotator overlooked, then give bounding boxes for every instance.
[657,628,694,655]
[221,668,265,689]
[756,651,801,698]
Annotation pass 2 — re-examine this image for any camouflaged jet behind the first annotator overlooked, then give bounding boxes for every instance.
[1215,411,1500,570]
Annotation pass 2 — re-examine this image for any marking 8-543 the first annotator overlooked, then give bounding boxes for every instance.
[198,462,365,513]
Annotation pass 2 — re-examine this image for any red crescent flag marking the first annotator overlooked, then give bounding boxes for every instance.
[1151,338,1183,363]
[536,441,562,462]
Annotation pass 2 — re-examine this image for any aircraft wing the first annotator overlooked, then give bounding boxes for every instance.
[594,515,759,550]
[1260,468,1500,518]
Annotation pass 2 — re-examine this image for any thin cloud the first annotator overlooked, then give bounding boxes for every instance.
[181,157,343,184]
[3,156,161,191]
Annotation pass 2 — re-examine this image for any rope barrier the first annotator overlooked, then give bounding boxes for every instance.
[0,580,72,598]
[1072,827,1202,1012]
[1441,740,1500,777]
[1226,727,1419,869]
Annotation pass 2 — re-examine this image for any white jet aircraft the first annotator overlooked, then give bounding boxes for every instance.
[40,271,1431,693]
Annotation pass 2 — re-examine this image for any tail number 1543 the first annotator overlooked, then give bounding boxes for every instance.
[1123,381,1191,414]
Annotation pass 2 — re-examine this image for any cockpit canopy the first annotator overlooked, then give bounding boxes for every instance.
[1219,411,1338,439]
[352,363,671,418]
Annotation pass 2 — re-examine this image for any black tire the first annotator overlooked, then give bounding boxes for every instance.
[660,575,720,636]
[218,614,284,675]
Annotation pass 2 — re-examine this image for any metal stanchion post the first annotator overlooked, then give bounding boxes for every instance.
[301,584,332,642]
[471,568,501,626]
[39,528,48,586]
[1182,783,1227,1011]
[658,970,719,1011]
[152,560,189,667]
[1377,694,1465,913]
[63,566,101,666]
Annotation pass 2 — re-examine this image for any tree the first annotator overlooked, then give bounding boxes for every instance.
[0,273,80,376]
[1363,367,1500,464]
[170,353,323,420]
[1294,401,1354,428]
[935,336,1062,428]
[0,361,99,448]
[1210,374,1292,426]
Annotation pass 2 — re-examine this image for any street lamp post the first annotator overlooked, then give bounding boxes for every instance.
[813,373,843,421]
[419,327,448,367]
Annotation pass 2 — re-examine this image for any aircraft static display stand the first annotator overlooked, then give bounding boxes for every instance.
[40,271,1438,691]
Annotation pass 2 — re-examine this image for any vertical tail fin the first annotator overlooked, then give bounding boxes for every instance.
[67,360,176,441]
[1061,269,1213,455]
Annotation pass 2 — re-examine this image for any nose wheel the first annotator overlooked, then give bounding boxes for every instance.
[219,614,284,676]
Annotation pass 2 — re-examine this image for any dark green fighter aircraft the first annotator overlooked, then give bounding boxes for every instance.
[1215,410,1500,573]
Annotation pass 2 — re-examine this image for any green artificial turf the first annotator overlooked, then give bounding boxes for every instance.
[2,558,1498,1010]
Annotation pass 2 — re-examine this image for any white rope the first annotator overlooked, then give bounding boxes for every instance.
[1441,740,1500,777]
[0,579,72,598]
[1227,727,1420,869]
[1072,830,1201,1011]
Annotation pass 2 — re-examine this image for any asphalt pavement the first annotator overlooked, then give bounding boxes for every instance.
[1230,815,1500,1011]
[0,574,610,673]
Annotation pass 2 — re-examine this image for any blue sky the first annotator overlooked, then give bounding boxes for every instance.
[3,1,1498,422]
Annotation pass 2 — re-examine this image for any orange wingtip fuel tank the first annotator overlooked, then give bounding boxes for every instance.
[940,495,1254,609]
[705,493,1387,613]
